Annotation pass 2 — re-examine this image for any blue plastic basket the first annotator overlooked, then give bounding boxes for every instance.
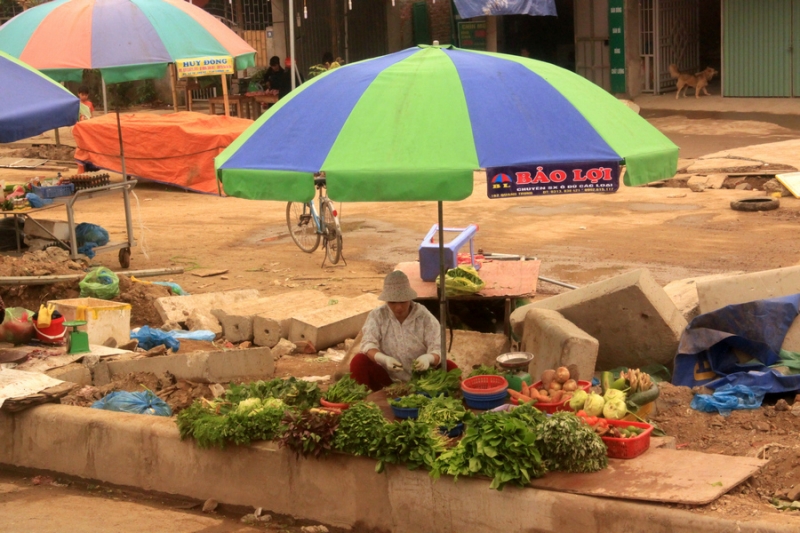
[32,183,74,199]
[439,423,465,438]
[390,404,420,419]
[463,388,508,410]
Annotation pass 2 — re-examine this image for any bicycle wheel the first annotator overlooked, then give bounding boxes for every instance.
[321,200,342,264]
[286,201,321,253]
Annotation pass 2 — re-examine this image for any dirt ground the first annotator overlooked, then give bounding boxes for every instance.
[5,103,800,526]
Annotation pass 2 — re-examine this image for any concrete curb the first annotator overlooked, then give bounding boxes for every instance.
[0,404,796,533]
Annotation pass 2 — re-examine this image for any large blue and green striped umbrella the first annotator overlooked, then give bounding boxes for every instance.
[216,45,678,202]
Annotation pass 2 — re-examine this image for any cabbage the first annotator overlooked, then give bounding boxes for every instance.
[584,393,605,417]
[603,398,627,420]
[604,389,626,403]
[235,398,262,414]
[569,389,588,411]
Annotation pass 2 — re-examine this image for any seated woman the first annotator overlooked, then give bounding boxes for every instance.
[351,270,458,391]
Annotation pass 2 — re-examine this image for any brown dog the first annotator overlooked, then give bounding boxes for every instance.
[669,64,718,99]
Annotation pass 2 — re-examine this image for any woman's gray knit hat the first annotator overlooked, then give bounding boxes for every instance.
[378,270,418,302]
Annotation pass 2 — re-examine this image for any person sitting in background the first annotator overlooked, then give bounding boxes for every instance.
[262,56,284,95]
[77,85,94,120]
[350,271,458,391]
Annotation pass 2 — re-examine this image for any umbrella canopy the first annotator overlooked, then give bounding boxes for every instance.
[0,50,80,143]
[0,0,256,83]
[216,45,678,203]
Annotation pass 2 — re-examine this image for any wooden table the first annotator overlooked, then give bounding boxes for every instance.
[208,95,255,119]
[252,94,279,117]
[395,260,540,335]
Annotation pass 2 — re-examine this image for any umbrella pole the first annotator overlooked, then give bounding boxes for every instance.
[289,0,296,90]
[101,76,108,115]
[221,74,231,117]
[438,201,447,370]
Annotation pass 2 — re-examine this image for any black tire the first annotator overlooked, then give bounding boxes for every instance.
[321,201,342,265]
[119,247,131,269]
[286,202,320,253]
[730,197,780,212]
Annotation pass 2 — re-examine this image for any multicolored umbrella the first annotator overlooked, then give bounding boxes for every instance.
[0,0,256,83]
[0,50,79,143]
[216,45,678,203]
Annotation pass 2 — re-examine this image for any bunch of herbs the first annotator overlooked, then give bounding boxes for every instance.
[535,411,608,473]
[324,374,369,404]
[333,402,388,456]
[370,419,446,473]
[225,377,322,410]
[278,409,341,459]
[411,368,462,397]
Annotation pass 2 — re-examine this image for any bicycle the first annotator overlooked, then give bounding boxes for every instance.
[286,175,344,265]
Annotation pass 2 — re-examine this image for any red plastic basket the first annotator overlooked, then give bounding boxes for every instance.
[461,375,508,395]
[510,395,571,414]
[600,419,653,459]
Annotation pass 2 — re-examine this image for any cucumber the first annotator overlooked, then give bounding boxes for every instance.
[627,383,660,407]
[610,377,628,390]
[600,371,613,394]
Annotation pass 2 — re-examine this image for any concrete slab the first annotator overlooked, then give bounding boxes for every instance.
[154,289,260,325]
[663,272,745,322]
[511,269,687,371]
[518,308,599,382]
[212,290,331,345]
[696,265,800,315]
[289,294,380,351]
[686,158,764,173]
[1,404,796,533]
[448,330,511,372]
[94,347,274,386]
[44,363,92,387]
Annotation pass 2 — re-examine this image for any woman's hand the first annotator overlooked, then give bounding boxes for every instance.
[413,353,438,372]
[375,352,403,371]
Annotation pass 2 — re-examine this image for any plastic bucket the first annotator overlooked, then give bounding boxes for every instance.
[33,316,66,344]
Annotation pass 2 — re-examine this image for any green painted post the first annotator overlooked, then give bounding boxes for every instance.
[609,0,626,94]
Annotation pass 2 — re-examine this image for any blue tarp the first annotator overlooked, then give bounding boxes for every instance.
[0,52,80,143]
[453,0,557,19]
[673,294,800,393]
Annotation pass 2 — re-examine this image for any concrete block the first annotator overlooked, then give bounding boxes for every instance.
[212,290,331,345]
[155,289,260,325]
[705,174,727,189]
[186,309,222,335]
[94,347,274,385]
[448,330,511,372]
[289,294,380,351]
[44,363,92,386]
[663,272,745,322]
[511,269,687,371]
[697,265,800,315]
[518,309,599,382]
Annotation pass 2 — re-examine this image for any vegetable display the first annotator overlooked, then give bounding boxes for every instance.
[510,366,579,405]
[576,411,647,438]
[411,368,462,397]
[324,374,369,404]
[536,412,608,473]
[279,409,341,459]
[418,396,469,430]
[384,382,414,398]
[177,397,288,449]
[333,402,388,456]
[370,419,446,473]
[225,377,322,410]
[389,395,431,409]
[467,365,500,378]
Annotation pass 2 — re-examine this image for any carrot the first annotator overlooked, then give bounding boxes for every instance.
[521,382,530,397]
[508,389,525,400]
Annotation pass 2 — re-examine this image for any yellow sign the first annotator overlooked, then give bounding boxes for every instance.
[175,56,234,78]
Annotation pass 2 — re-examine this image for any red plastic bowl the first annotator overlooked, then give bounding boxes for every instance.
[510,395,571,414]
[461,375,509,395]
[320,398,350,410]
[600,419,654,459]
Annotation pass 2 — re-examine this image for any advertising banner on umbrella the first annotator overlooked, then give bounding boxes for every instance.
[486,160,620,199]
[176,56,234,78]
[454,0,557,19]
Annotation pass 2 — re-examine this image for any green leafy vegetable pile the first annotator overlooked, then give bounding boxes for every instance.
[176,397,288,449]
[411,368,462,397]
[418,396,469,430]
[536,412,608,473]
[370,419,446,473]
[324,374,369,404]
[333,402,388,456]
[225,377,322,410]
[467,365,500,378]
[389,395,431,409]
[432,404,547,490]
[384,382,414,398]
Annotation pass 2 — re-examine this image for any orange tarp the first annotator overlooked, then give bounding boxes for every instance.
[73,112,252,194]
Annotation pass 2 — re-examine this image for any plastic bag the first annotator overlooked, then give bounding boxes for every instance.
[79,267,120,299]
[75,222,109,258]
[690,384,767,416]
[25,193,52,208]
[0,307,34,345]
[172,329,216,342]
[91,390,172,416]
[131,325,181,352]
[436,266,485,297]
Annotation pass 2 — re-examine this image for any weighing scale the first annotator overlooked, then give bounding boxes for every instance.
[496,352,533,392]
[63,320,90,354]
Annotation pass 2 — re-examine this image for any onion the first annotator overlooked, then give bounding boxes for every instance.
[541,369,556,389]
[549,381,562,391]
[562,379,578,392]
[555,366,570,384]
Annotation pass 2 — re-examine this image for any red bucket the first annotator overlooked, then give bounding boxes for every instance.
[33,315,66,344]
